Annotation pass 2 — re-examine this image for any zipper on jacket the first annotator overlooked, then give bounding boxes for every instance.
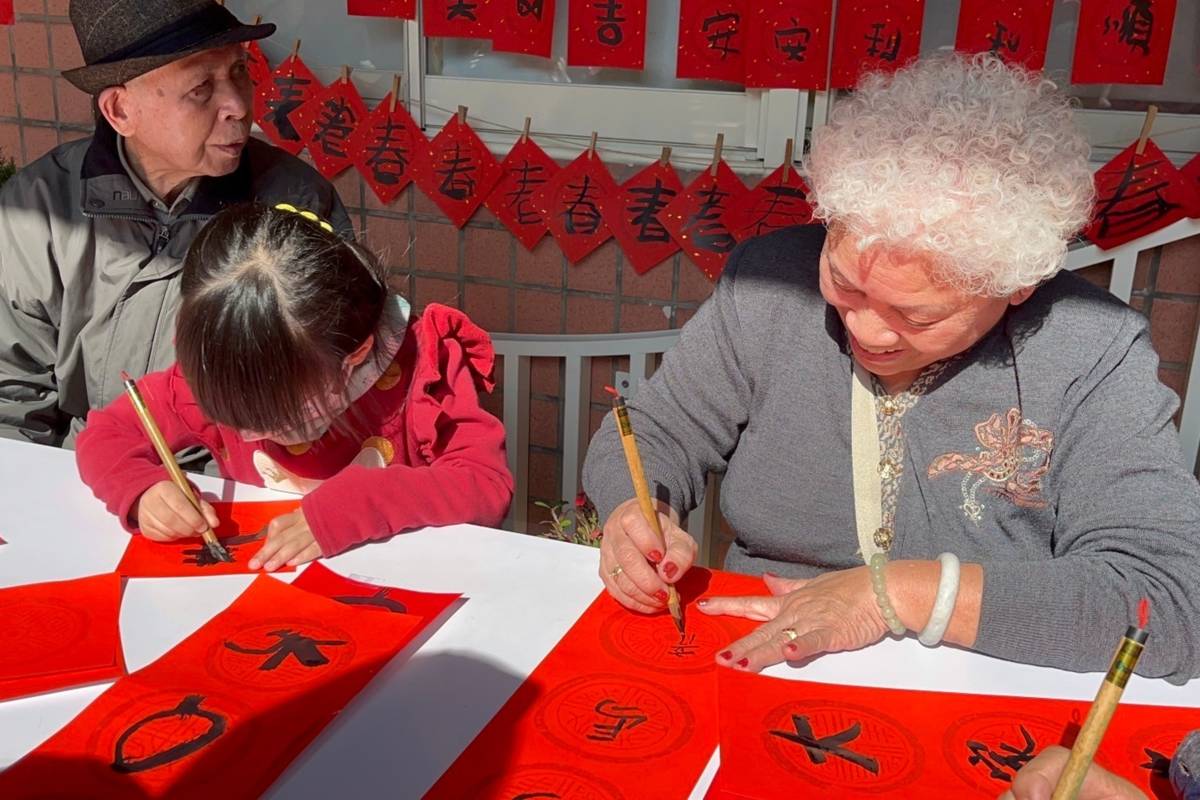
[153,224,170,256]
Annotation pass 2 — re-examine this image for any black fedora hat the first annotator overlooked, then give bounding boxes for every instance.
[62,0,276,95]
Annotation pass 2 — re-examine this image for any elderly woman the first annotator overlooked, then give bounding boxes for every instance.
[582,53,1200,683]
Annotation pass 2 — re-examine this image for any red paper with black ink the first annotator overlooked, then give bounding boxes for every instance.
[0,575,427,799]
[254,54,323,156]
[0,0,11,26]
[677,0,746,83]
[533,149,619,264]
[0,573,125,702]
[829,0,923,89]
[424,569,767,799]
[723,163,813,242]
[567,0,647,70]
[244,40,270,88]
[602,160,685,274]
[293,77,370,179]
[422,0,494,38]
[116,499,302,578]
[492,0,557,58]
[1084,139,1193,250]
[411,112,503,228]
[1072,0,1177,85]
[484,136,561,251]
[712,669,1198,799]
[1181,152,1200,218]
[349,93,429,206]
[292,561,461,623]
[661,161,748,281]
[348,0,417,17]
[743,0,833,89]
[954,0,1054,70]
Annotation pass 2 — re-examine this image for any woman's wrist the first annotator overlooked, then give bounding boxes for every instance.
[886,559,982,647]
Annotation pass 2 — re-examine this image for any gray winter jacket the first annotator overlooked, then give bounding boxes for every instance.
[0,121,353,447]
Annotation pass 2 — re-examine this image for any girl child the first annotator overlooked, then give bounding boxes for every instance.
[76,203,513,570]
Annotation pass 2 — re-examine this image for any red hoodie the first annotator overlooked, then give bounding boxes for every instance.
[76,304,513,556]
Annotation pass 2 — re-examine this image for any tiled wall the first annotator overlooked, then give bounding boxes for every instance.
[3,2,1198,548]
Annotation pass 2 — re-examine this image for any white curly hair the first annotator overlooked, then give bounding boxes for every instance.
[803,52,1095,297]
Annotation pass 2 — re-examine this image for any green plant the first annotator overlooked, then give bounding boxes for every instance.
[535,492,602,548]
[0,148,14,188]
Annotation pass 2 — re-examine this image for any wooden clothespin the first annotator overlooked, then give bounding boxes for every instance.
[252,14,262,25]
[588,131,599,160]
[389,74,402,113]
[457,105,468,125]
[1135,104,1158,157]
[339,65,351,84]
[782,138,794,185]
[659,146,672,167]
[290,39,302,59]
[521,117,532,144]
[709,133,725,177]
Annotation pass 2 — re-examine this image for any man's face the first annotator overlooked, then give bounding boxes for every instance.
[120,44,253,180]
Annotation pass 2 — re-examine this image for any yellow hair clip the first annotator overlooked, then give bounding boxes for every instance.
[274,202,334,234]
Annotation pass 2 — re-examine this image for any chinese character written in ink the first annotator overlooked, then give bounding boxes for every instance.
[863,22,902,62]
[774,17,812,62]
[505,161,549,225]
[966,725,1038,782]
[312,98,358,159]
[1141,747,1171,777]
[627,178,677,243]
[447,0,478,21]
[986,21,1021,55]
[365,119,413,186]
[587,698,648,741]
[668,632,700,658]
[1094,156,1181,240]
[224,629,348,670]
[770,715,881,774]
[264,73,313,142]
[436,142,478,201]
[333,588,408,613]
[685,184,737,253]
[747,183,810,237]
[181,532,262,567]
[1103,0,1154,56]
[513,794,560,800]
[112,695,226,773]
[702,10,740,59]
[516,0,545,19]
[594,0,627,46]
[562,174,604,235]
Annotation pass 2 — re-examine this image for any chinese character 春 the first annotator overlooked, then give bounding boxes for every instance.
[864,22,902,62]
[684,183,737,253]
[744,183,810,237]
[504,160,549,226]
[626,178,677,243]
[1104,0,1154,56]
[224,629,348,670]
[770,715,880,774]
[364,118,413,186]
[312,97,358,160]
[966,725,1038,783]
[436,142,478,201]
[774,17,812,62]
[587,698,648,741]
[594,0,627,46]
[561,174,604,235]
[702,10,740,59]
[263,73,313,142]
[1094,156,1181,240]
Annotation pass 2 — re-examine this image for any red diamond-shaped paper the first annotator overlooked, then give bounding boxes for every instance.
[293,78,369,180]
[1182,152,1200,219]
[484,136,561,251]
[244,40,271,88]
[601,160,684,274]
[724,163,813,242]
[348,93,429,206]
[254,54,323,156]
[411,112,502,228]
[661,160,748,280]
[1084,139,1193,250]
[533,149,618,264]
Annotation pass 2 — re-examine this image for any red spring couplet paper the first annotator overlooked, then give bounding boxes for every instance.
[0,0,12,26]
[492,0,557,58]
[601,160,685,274]
[1084,139,1194,250]
[244,40,271,88]
[348,0,417,18]
[293,77,370,180]
[116,500,302,578]
[743,0,833,90]
[349,93,429,206]
[423,568,767,799]
[676,0,746,84]
[292,561,461,623]
[710,669,1198,799]
[254,54,323,156]
[723,162,813,243]
[411,112,503,228]
[1071,0,1177,85]
[567,0,647,70]
[660,161,748,281]
[422,0,495,38]
[0,574,433,799]
[829,0,923,89]
[533,149,619,264]
[484,136,561,251]
[954,0,1054,71]
[1181,152,1200,218]
[0,573,125,702]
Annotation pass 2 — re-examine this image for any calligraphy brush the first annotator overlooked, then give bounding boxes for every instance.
[119,371,233,564]
[1050,599,1151,800]
[605,386,684,634]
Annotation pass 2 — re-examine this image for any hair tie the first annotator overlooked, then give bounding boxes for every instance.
[274,202,334,234]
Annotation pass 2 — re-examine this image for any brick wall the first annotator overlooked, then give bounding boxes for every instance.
[3,2,1198,549]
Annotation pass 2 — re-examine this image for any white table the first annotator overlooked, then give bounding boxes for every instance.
[0,438,1196,797]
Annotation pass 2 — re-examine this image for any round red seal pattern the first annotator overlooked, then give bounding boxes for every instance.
[468,763,625,800]
[208,617,356,690]
[534,673,695,763]
[0,599,89,672]
[943,711,1066,795]
[761,699,922,794]
[598,604,735,675]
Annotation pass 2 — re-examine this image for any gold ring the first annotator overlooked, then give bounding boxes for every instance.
[781,627,800,642]
[609,565,623,579]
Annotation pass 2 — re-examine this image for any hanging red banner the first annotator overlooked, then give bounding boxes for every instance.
[602,160,685,274]
[349,92,430,206]
[743,0,833,89]
[484,136,561,251]
[0,0,11,25]
[533,148,619,264]
[567,0,648,70]
[293,77,370,180]
[424,569,766,799]
[954,0,1054,70]
[254,54,323,156]
[661,161,748,281]
[0,573,125,703]
[422,0,495,38]
[1084,139,1194,250]
[348,0,417,17]
[492,0,557,58]
[829,0,923,89]
[244,40,270,88]
[411,112,503,228]
[1072,0,1177,85]
[1183,153,1200,218]
[724,162,813,242]
[677,0,745,83]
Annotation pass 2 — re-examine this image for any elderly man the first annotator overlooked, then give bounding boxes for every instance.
[0,0,352,447]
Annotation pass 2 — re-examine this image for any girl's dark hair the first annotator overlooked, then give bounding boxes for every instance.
[176,203,388,435]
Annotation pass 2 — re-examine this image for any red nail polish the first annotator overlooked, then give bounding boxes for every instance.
[663,562,678,579]
[719,650,733,660]
[648,550,664,563]
[785,643,798,654]
[737,658,749,668]
[654,590,669,603]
